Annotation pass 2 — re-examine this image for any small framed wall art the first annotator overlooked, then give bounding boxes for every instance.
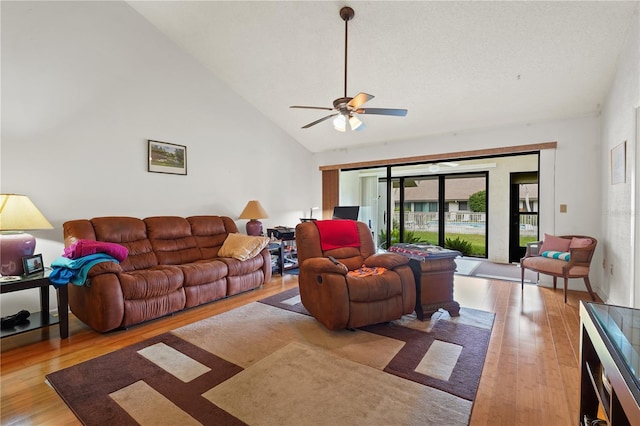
[148,140,187,175]
[22,254,44,275]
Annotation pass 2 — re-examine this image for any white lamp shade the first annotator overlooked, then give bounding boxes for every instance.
[349,115,363,131]
[0,194,53,230]
[333,114,346,132]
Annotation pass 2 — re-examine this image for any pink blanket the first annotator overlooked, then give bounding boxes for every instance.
[314,220,360,251]
[63,239,128,262]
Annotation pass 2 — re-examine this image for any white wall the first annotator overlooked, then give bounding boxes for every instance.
[1,1,315,313]
[600,6,639,307]
[315,114,604,293]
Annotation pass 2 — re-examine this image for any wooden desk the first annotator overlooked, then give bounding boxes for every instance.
[0,270,68,339]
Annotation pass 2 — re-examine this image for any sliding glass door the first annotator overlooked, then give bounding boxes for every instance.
[443,174,487,257]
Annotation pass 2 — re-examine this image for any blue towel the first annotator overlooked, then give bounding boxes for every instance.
[49,253,119,288]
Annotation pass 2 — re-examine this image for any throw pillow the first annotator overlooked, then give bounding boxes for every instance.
[541,251,571,261]
[218,233,270,261]
[570,237,592,249]
[539,234,571,254]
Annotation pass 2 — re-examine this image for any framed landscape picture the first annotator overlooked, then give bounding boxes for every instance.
[148,140,187,175]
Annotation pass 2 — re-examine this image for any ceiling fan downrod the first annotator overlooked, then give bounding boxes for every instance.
[340,7,354,100]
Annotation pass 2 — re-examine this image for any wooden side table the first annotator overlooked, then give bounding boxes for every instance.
[269,242,284,275]
[409,257,460,320]
[0,270,68,339]
[388,244,461,320]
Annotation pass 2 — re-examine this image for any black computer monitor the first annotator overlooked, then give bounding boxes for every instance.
[332,206,360,221]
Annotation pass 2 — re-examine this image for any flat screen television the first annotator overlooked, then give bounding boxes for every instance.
[332,206,360,221]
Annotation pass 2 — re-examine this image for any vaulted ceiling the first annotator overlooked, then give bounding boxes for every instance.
[128,1,638,153]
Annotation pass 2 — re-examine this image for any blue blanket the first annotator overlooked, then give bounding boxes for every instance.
[49,253,119,289]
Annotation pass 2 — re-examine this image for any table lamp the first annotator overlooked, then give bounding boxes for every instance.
[0,194,53,275]
[238,200,269,236]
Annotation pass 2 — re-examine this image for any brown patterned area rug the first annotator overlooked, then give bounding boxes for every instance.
[46,288,494,425]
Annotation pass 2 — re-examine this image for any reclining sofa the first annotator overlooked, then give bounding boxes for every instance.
[63,215,271,332]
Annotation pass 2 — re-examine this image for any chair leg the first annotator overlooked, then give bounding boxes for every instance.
[583,276,596,301]
[563,277,568,303]
[553,276,557,291]
[521,266,525,291]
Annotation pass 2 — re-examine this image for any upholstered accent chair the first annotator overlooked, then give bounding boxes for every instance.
[520,234,597,303]
[295,220,416,330]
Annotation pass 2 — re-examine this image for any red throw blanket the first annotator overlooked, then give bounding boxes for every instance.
[314,219,360,251]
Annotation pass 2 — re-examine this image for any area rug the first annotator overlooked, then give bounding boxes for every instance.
[46,288,494,425]
[455,258,537,283]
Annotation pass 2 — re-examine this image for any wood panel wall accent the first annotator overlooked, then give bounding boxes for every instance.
[319,142,557,171]
[322,169,339,220]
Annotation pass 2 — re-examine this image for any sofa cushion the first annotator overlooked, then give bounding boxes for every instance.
[145,217,202,265]
[91,217,158,272]
[541,251,570,261]
[188,216,237,259]
[118,265,184,300]
[218,233,270,261]
[521,256,589,277]
[178,260,228,287]
[346,271,402,302]
[217,255,265,276]
[540,234,571,253]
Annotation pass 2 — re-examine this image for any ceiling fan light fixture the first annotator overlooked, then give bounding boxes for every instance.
[333,114,347,132]
[349,114,363,131]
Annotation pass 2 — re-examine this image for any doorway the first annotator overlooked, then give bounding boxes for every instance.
[509,172,539,263]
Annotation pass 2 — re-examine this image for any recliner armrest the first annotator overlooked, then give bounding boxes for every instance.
[300,257,348,275]
[364,253,410,269]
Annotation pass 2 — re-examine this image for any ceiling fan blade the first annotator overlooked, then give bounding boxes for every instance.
[290,105,334,111]
[347,93,374,109]
[355,108,408,117]
[301,113,338,129]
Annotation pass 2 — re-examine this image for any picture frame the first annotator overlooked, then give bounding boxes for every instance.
[148,140,187,175]
[611,141,626,185]
[22,254,44,275]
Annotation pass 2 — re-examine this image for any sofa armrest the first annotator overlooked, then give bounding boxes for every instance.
[562,245,594,271]
[87,262,123,277]
[364,253,410,269]
[300,257,348,275]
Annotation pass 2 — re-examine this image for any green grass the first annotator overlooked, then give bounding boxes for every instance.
[406,231,539,257]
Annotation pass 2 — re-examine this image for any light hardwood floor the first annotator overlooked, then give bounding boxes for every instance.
[1,273,595,425]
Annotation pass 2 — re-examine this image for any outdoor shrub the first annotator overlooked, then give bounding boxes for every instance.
[379,228,428,248]
[445,236,474,256]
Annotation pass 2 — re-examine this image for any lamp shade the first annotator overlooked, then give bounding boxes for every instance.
[0,194,53,230]
[238,200,268,236]
[238,200,269,220]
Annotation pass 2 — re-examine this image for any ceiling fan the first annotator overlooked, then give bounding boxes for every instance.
[290,6,408,132]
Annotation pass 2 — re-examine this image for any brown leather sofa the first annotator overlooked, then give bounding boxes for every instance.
[63,215,271,332]
[295,220,416,330]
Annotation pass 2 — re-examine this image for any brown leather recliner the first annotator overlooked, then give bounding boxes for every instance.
[295,220,416,330]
